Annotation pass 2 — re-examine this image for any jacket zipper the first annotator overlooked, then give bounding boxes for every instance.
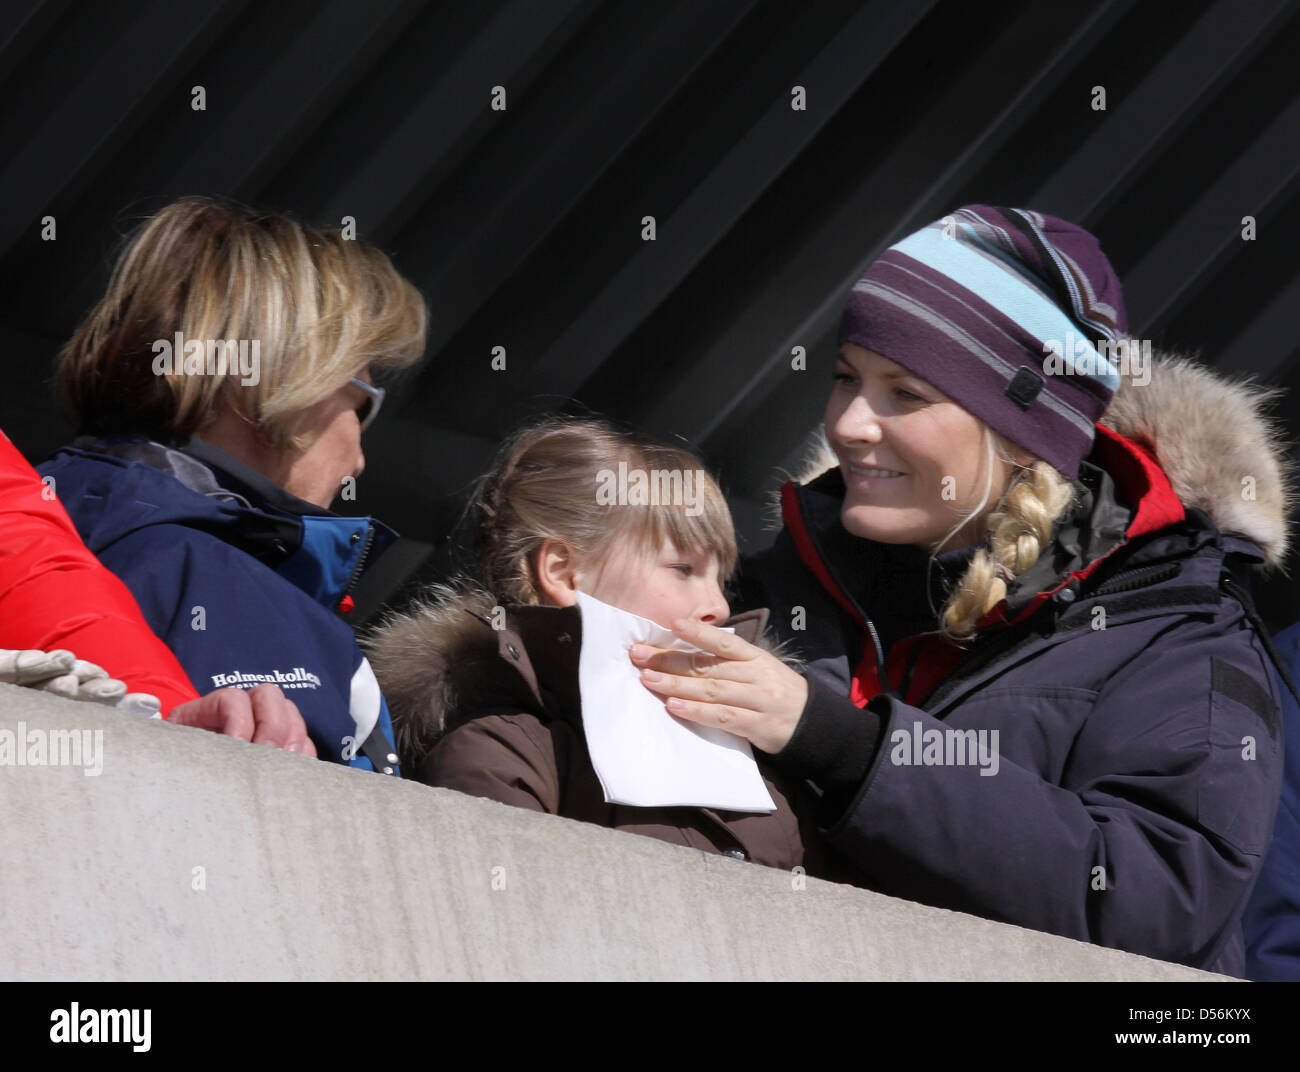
[1087,562,1181,597]
[341,525,376,600]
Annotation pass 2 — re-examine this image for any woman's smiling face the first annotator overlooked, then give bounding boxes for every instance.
[824,344,1027,550]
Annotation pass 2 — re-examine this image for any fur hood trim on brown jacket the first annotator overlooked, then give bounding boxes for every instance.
[362,581,505,771]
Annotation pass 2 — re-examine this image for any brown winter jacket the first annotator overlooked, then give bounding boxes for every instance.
[364,585,824,872]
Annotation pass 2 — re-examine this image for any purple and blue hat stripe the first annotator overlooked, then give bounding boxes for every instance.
[837,204,1129,480]
[983,207,1126,344]
[887,222,1121,395]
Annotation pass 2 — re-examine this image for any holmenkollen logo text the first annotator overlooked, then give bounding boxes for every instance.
[209,666,322,690]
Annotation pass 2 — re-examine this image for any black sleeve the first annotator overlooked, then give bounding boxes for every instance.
[766,672,885,814]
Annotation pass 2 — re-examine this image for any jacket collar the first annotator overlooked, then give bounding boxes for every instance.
[73,433,350,520]
[72,434,235,501]
[66,434,303,565]
[67,434,396,610]
[181,437,338,518]
[977,425,1186,630]
[178,439,400,609]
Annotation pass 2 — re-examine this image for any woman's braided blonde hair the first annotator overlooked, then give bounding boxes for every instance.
[936,427,1077,641]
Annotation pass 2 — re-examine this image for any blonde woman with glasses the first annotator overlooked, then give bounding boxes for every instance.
[40,196,427,776]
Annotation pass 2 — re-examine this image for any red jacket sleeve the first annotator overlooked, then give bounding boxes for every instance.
[0,431,200,714]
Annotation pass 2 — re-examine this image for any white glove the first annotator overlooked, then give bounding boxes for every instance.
[0,648,74,684]
[0,649,162,717]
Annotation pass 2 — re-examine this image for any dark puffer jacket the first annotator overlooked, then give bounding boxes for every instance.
[735,354,1292,976]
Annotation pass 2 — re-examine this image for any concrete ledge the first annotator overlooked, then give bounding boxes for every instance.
[0,683,1222,980]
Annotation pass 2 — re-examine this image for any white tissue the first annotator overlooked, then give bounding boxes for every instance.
[575,591,776,813]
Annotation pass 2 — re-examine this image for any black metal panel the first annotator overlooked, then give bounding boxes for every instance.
[0,0,1297,627]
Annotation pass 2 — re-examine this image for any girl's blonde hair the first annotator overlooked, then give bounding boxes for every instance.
[935,427,1077,641]
[58,196,427,449]
[473,416,737,604]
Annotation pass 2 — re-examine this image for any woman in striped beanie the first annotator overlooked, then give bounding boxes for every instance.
[630,205,1294,976]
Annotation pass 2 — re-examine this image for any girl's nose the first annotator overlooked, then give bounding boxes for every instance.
[697,585,730,625]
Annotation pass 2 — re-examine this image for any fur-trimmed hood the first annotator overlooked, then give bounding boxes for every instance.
[362,581,507,770]
[788,350,1293,567]
[1099,352,1292,566]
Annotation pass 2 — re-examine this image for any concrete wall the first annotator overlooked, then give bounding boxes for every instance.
[0,683,1221,981]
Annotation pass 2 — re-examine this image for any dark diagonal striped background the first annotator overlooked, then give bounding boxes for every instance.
[1,0,1298,626]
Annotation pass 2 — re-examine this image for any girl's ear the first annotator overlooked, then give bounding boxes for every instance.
[534,538,580,607]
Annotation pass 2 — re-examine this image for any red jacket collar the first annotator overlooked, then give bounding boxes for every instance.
[1090,423,1185,540]
[976,424,1185,629]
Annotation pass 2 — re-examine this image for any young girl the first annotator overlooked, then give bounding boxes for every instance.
[364,417,820,871]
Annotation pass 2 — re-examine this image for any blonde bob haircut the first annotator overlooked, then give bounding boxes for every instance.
[57,196,427,449]
[473,415,738,606]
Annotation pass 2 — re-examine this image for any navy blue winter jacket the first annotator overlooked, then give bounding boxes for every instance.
[39,436,402,776]
[736,356,1290,976]
[1243,621,1300,980]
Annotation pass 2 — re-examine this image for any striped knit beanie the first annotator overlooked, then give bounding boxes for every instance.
[837,205,1128,480]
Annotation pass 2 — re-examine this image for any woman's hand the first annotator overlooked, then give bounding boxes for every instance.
[169,683,317,756]
[628,618,808,754]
